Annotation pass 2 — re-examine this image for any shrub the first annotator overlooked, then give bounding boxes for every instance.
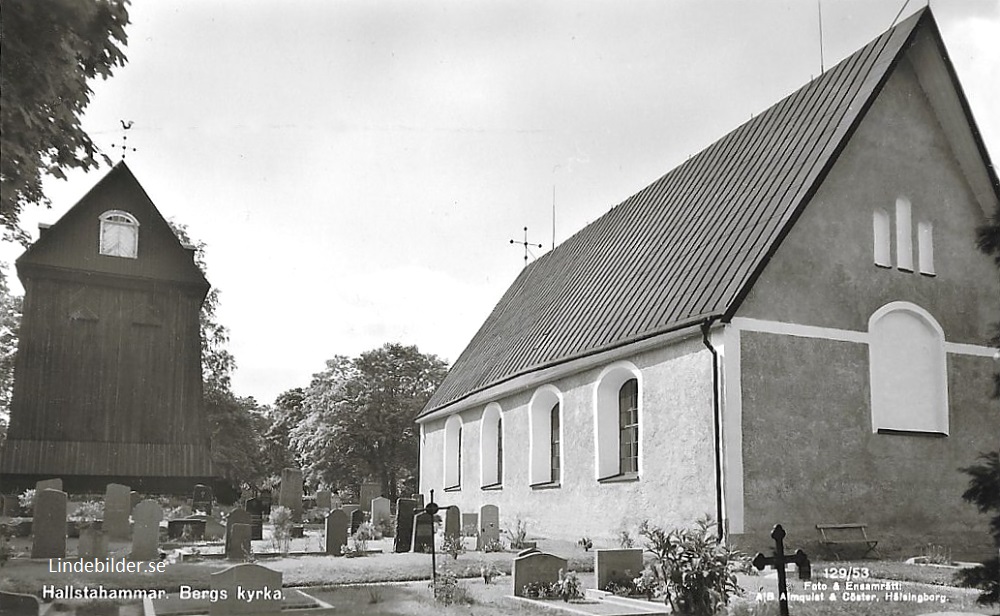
[442,533,465,559]
[578,536,593,552]
[554,569,583,602]
[633,566,661,600]
[431,570,472,605]
[69,500,104,524]
[504,518,529,549]
[17,489,34,516]
[955,451,999,608]
[618,529,636,549]
[352,521,375,554]
[639,516,746,615]
[376,515,395,538]
[522,581,556,599]
[268,506,293,555]
[480,536,504,553]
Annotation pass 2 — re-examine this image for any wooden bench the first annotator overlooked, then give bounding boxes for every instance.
[816,523,880,559]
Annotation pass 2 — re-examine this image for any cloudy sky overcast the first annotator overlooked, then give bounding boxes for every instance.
[3,0,997,406]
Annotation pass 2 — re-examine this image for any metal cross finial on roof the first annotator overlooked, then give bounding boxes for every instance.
[510,226,543,269]
[110,120,137,161]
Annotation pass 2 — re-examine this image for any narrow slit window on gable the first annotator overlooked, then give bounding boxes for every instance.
[895,197,913,272]
[918,221,935,276]
[873,209,891,267]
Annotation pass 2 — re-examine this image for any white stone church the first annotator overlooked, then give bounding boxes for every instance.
[417,9,999,555]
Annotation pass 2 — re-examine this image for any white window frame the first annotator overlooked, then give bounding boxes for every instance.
[528,385,563,487]
[593,361,642,481]
[99,210,140,258]
[479,403,503,489]
[443,415,463,490]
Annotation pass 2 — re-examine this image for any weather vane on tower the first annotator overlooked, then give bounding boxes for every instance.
[510,226,543,269]
[110,120,137,161]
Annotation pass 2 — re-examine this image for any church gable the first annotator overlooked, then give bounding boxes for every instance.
[16,162,209,292]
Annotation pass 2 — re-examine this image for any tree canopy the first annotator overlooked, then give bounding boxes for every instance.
[288,344,448,501]
[0,0,130,244]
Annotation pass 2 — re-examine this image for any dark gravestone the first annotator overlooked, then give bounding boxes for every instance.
[412,512,434,553]
[278,468,304,522]
[226,509,252,556]
[350,508,365,534]
[462,513,478,537]
[595,549,644,590]
[412,493,424,510]
[34,478,62,493]
[0,590,41,615]
[259,491,272,516]
[245,498,265,540]
[31,488,67,558]
[477,504,500,550]
[167,519,206,540]
[78,527,108,559]
[226,524,252,561]
[512,551,568,597]
[325,509,349,556]
[393,498,416,553]
[130,491,141,511]
[104,483,131,541]
[2,494,21,517]
[315,490,332,510]
[444,506,461,538]
[193,484,214,515]
[359,482,381,513]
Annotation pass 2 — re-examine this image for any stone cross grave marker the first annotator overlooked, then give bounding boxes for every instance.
[350,508,365,535]
[393,498,416,552]
[595,548,643,591]
[325,509,348,556]
[278,468,304,522]
[512,551,568,597]
[210,563,283,616]
[31,488,67,558]
[104,483,131,540]
[477,504,500,550]
[359,482,381,513]
[444,505,461,538]
[245,498,265,540]
[316,489,332,510]
[752,524,811,616]
[192,483,213,515]
[131,500,163,561]
[371,496,391,529]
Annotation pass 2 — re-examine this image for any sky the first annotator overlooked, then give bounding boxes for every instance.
[2,0,998,406]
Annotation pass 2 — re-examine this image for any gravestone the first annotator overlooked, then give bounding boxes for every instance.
[245,498,265,540]
[341,504,359,521]
[359,483,381,513]
[226,524,251,561]
[167,518,206,541]
[316,490,332,510]
[350,508,365,534]
[371,496,391,529]
[34,478,62,493]
[130,491,141,511]
[30,488,67,558]
[278,468,304,522]
[78,527,108,559]
[462,513,478,537]
[412,493,425,510]
[325,509,349,556]
[259,490,272,516]
[595,548,644,590]
[393,498,416,553]
[1,494,19,517]
[210,563,283,616]
[131,500,163,561]
[412,512,434,553]
[444,506,461,538]
[190,514,225,540]
[192,484,213,515]
[0,591,41,616]
[477,504,500,550]
[104,483,132,540]
[226,509,252,557]
[330,490,342,510]
[512,551,568,597]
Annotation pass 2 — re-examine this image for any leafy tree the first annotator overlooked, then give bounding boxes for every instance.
[0,267,22,444]
[1,0,130,244]
[263,387,307,478]
[291,344,448,501]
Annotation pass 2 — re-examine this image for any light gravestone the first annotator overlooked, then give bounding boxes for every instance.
[278,468,304,522]
[31,488,67,558]
[595,548,644,590]
[444,506,461,538]
[226,509,252,558]
[131,500,163,561]
[350,508,365,534]
[358,483,381,513]
[412,512,434,553]
[210,563,283,616]
[512,551,568,597]
[393,498,416,553]
[192,484,213,515]
[78,527,108,559]
[104,483,132,540]
[325,509,348,556]
[245,498,265,540]
[371,496,391,529]
[316,490,332,510]
[477,504,500,550]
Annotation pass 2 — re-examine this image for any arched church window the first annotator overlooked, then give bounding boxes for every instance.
[99,210,139,258]
[868,302,948,435]
[444,415,463,490]
[594,361,642,482]
[529,385,562,488]
[480,404,503,489]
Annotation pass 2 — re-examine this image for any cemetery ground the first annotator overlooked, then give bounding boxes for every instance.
[0,527,990,616]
